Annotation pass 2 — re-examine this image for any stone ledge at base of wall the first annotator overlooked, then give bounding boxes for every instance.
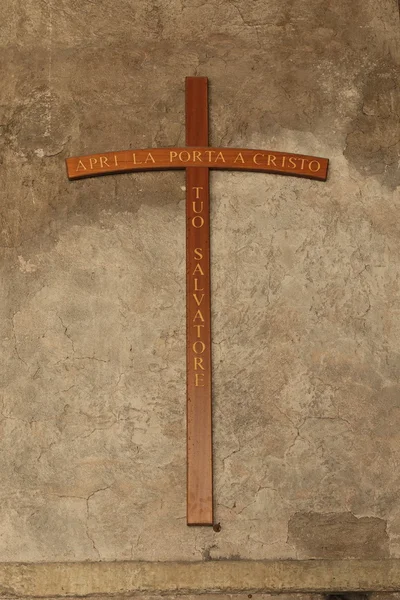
[0,561,400,597]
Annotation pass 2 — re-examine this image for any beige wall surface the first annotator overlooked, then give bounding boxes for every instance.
[0,0,399,563]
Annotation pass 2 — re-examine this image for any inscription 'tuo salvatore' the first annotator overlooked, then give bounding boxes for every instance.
[190,185,207,389]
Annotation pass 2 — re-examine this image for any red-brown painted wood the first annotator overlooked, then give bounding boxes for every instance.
[66,147,329,181]
[185,77,213,526]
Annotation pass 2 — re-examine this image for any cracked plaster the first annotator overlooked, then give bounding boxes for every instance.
[0,0,399,564]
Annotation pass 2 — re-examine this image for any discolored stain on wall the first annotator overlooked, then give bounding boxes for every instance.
[288,512,390,559]
[344,61,400,189]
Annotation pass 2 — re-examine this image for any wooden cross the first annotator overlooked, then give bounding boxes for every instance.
[66,77,328,526]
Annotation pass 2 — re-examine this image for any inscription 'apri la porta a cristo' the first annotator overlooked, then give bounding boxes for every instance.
[66,77,329,527]
[70,147,326,178]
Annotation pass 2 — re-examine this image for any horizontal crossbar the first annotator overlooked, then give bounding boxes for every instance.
[66,147,328,181]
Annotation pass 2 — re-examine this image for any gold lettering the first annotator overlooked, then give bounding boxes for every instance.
[289,157,297,168]
[193,151,203,162]
[132,153,143,165]
[195,373,205,387]
[267,154,277,166]
[193,187,203,199]
[194,278,204,291]
[179,151,190,162]
[234,152,245,163]
[253,153,263,165]
[193,310,205,322]
[145,153,155,163]
[193,263,204,275]
[192,216,204,228]
[170,151,178,162]
[299,158,306,169]
[281,155,286,167]
[193,340,206,353]
[193,325,204,338]
[194,248,203,260]
[89,157,98,170]
[309,160,321,172]
[76,160,87,171]
[114,155,118,166]
[99,156,109,168]
[194,357,205,371]
[215,151,225,163]
[205,150,215,162]
[192,201,204,214]
[193,293,205,306]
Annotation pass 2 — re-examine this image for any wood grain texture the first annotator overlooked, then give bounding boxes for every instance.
[185,77,213,526]
[66,147,329,181]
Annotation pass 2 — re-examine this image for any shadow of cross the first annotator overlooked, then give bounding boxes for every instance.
[66,77,329,527]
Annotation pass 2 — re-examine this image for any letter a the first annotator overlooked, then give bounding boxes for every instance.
[76,160,87,172]
[193,310,205,322]
[193,263,204,275]
[234,153,245,164]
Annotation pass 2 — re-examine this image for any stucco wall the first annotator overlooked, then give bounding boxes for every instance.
[1,0,399,563]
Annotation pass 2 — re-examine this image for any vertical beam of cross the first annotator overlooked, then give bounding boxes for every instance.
[185,77,213,525]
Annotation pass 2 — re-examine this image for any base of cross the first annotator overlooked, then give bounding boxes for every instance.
[66,77,328,526]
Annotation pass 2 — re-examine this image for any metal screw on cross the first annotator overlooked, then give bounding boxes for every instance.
[66,77,329,526]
